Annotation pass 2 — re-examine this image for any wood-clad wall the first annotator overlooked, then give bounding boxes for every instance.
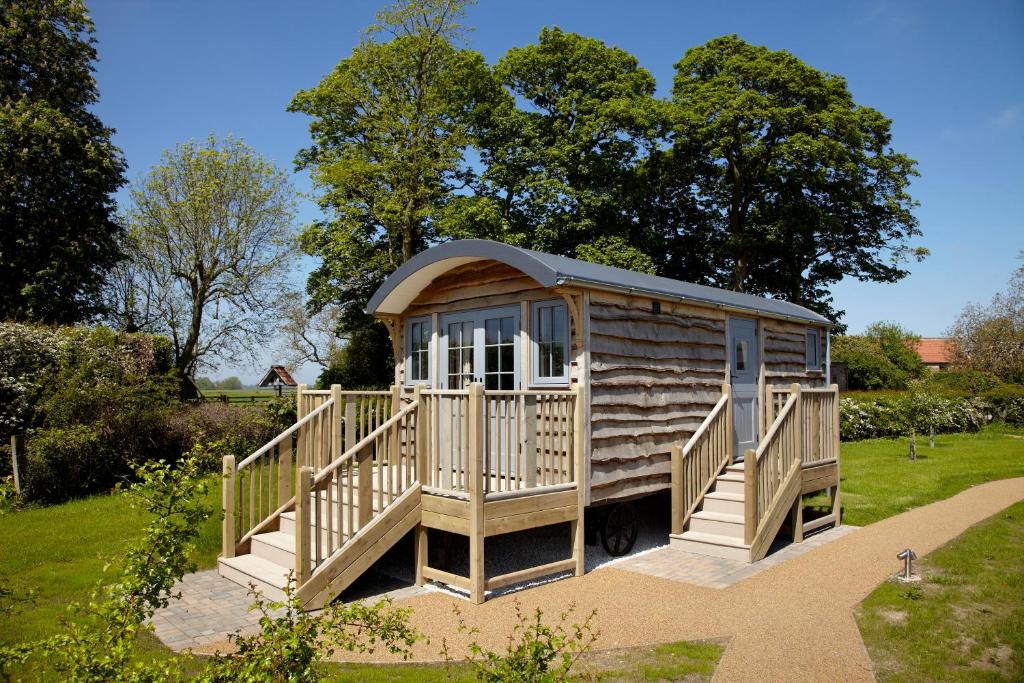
[761,318,828,388]
[587,291,727,504]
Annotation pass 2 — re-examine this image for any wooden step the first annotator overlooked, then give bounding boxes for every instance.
[725,462,746,474]
[689,510,745,539]
[669,530,751,562]
[713,473,745,496]
[218,554,291,601]
[250,530,298,567]
[702,491,745,515]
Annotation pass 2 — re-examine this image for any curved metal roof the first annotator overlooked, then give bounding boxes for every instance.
[366,239,831,325]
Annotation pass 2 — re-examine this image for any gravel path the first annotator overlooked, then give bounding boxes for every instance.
[192,478,1024,680]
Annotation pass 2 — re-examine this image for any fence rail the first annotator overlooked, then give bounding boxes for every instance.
[671,384,732,535]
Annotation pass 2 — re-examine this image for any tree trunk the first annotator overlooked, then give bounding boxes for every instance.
[908,430,917,461]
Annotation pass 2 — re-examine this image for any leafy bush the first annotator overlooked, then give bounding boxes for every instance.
[923,370,1003,396]
[163,402,285,470]
[982,384,1024,426]
[832,322,925,390]
[21,425,108,503]
[445,601,598,682]
[839,395,988,441]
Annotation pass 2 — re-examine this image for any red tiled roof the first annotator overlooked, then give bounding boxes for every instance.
[914,338,953,365]
[258,364,298,387]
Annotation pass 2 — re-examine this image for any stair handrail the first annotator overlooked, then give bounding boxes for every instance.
[670,383,733,535]
[295,391,422,586]
[312,399,418,487]
[236,398,335,471]
[744,383,804,558]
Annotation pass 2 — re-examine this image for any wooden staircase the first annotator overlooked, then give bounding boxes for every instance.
[671,461,750,561]
[669,383,841,563]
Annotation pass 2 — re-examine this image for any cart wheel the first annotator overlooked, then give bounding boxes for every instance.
[600,502,639,557]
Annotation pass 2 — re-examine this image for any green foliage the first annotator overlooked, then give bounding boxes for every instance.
[114,135,297,374]
[981,384,1024,426]
[575,237,656,274]
[839,395,987,441]
[200,576,417,683]
[833,322,924,390]
[317,321,395,390]
[923,369,1003,396]
[0,0,128,323]
[22,424,106,503]
[455,27,666,257]
[0,454,211,681]
[948,261,1024,384]
[664,35,924,321]
[445,601,598,682]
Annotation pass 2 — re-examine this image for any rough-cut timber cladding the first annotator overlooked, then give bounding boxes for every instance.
[588,293,727,503]
[762,318,827,387]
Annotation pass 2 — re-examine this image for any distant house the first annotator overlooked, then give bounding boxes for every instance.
[913,338,954,371]
[258,365,298,395]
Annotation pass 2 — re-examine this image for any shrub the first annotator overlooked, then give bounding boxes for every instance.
[21,425,109,503]
[832,322,925,390]
[923,370,1003,396]
[839,395,988,441]
[982,384,1024,426]
[163,402,283,469]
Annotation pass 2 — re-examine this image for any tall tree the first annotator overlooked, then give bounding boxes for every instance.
[113,136,296,375]
[289,0,497,387]
[948,258,1024,384]
[448,27,666,256]
[0,0,127,323]
[663,35,925,321]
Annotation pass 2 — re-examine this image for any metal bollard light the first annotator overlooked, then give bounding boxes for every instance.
[897,548,917,580]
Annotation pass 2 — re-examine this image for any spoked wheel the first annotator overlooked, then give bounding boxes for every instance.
[600,502,639,557]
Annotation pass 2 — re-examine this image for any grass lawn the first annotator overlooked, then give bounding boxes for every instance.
[856,500,1024,681]
[811,425,1024,526]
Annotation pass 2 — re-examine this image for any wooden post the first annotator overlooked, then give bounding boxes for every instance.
[831,383,841,525]
[9,435,24,495]
[791,493,804,542]
[296,384,307,469]
[414,384,427,483]
[467,382,486,604]
[571,384,585,577]
[523,395,537,488]
[415,526,428,587]
[791,383,803,465]
[345,398,356,453]
[723,383,734,462]
[389,384,401,481]
[331,384,343,463]
[277,442,292,508]
[743,448,756,545]
[295,466,313,586]
[670,444,683,536]
[222,455,236,559]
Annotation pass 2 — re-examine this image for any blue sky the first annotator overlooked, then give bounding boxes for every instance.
[88,0,1023,383]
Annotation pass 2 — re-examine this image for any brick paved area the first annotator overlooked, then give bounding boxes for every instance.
[609,524,859,588]
[150,570,428,652]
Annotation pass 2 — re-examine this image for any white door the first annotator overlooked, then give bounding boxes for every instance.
[729,317,759,459]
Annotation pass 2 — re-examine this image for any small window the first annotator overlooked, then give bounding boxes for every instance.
[406,317,431,384]
[806,329,821,371]
[532,301,569,384]
[735,340,748,372]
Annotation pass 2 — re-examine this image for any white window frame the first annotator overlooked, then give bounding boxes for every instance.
[806,328,821,371]
[405,316,432,386]
[531,300,570,386]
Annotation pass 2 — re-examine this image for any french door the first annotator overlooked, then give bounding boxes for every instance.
[440,306,521,390]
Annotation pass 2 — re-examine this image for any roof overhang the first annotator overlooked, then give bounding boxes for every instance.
[366,241,559,316]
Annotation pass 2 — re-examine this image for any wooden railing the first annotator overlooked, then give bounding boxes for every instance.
[222,385,398,558]
[421,387,578,497]
[745,383,804,561]
[296,394,421,584]
[801,386,840,466]
[670,384,732,535]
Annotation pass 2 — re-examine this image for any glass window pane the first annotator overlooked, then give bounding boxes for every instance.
[500,373,514,390]
[500,345,513,372]
[449,322,460,346]
[735,341,746,371]
[448,349,458,374]
[420,323,430,347]
[552,306,566,342]
[539,342,551,377]
[462,321,473,346]
[486,346,498,373]
[485,318,499,345]
[551,343,564,374]
[485,374,498,390]
[538,306,551,342]
[500,317,514,344]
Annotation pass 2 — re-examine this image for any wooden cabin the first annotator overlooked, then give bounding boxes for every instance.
[218,240,842,606]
